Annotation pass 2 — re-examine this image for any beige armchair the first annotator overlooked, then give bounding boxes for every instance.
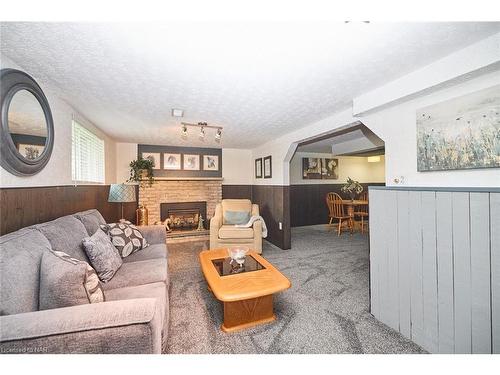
[210,199,262,253]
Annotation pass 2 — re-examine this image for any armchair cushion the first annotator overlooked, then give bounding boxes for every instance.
[223,210,251,225]
[221,199,252,224]
[218,225,254,239]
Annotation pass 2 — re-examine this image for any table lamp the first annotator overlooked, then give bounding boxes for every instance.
[108,184,136,220]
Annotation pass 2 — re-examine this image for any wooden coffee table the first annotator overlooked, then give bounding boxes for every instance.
[199,249,291,333]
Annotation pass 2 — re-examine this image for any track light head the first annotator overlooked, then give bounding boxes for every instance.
[181,124,188,138]
[215,128,222,142]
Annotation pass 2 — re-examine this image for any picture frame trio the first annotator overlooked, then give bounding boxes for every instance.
[141,152,219,171]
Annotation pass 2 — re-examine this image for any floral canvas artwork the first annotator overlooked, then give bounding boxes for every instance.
[416,85,500,172]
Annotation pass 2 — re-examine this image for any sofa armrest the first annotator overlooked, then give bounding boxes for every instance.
[139,225,166,245]
[0,299,162,354]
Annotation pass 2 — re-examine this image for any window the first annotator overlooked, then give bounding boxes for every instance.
[72,120,105,183]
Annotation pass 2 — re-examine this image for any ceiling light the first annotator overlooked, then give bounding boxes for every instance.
[171,108,184,117]
[367,156,381,163]
[215,128,222,142]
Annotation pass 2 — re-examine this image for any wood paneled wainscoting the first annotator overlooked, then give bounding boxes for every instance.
[290,183,385,227]
[0,185,137,235]
[369,186,500,354]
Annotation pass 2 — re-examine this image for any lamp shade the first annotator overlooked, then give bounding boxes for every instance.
[108,184,136,203]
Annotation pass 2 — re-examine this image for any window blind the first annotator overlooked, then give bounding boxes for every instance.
[72,120,105,183]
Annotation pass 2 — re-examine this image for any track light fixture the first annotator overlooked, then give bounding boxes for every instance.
[181,124,188,137]
[180,122,223,142]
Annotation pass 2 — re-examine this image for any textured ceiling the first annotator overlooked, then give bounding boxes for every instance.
[1,22,499,148]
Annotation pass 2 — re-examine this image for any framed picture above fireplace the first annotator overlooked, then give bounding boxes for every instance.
[163,153,181,170]
[183,154,200,170]
[138,144,222,178]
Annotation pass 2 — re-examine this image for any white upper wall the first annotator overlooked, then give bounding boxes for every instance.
[290,152,385,185]
[0,53,117,188]
[251,35,500,187]
[222,148,253,184]
[114,143,253,185]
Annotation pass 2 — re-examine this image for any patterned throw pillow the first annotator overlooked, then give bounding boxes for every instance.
[39,250,105,310]
[100,220,149,258]
[82,229,123,282]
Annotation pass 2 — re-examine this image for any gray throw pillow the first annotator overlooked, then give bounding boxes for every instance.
[82,229,123,282]
[100,220,149,258]
[224,210,251,225]
[39,250,105,310]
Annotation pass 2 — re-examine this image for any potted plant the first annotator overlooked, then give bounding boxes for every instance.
[128,157,155,187]
[341,177,363,201]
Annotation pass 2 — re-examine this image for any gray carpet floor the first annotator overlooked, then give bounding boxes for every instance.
[166,225,426,354]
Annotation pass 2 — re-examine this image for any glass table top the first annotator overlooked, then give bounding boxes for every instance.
[212,255,266,277]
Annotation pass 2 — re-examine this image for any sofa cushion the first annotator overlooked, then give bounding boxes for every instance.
[39,250,105,310]
[0,228,52,315]
[36,215,90,262]
[82,229,123,282]
[101,258,169,291]
[221,199,252,224]
[223,210,251,225]
[74,209,107,236]
[105,282,167,324]
[218,225,254,239]
[101,221,149,258]
[122,244,167,263]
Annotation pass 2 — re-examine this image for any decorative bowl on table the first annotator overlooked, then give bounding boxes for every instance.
[227,246,249,267]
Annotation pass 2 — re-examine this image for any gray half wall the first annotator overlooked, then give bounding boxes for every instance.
[369,186,499,353]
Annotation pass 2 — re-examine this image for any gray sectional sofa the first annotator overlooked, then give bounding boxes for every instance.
[0,209,169,354]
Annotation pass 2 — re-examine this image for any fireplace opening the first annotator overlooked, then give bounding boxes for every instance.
[161,202,207,232]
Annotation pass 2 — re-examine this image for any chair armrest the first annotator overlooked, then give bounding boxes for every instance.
[0,299,162,354]
[253,219,262,237]
[251,204,259,217]
[139,225,166,245]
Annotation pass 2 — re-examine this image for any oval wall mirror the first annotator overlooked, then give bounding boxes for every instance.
[0,68,54,176]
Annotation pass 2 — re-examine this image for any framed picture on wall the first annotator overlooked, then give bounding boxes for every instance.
[263,156,272,178]
[183,154,200,170]
[163,153,181,170]
[255,158,263,178]
[321,158,339,179]
[302,157,322,179]
[203,155,219,171]
[141,152,161,169]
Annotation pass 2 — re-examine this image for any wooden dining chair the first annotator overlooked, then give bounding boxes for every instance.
[326,192,351,236]
[354,191,369,234]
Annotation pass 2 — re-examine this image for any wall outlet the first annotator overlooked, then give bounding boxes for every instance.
[279,222,283,230]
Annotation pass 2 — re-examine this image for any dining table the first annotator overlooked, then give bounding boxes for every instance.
[341,199,368,233]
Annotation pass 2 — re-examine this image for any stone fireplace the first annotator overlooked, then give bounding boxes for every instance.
[138,179,222,227]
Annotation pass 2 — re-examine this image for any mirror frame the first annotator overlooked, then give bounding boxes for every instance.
[0,68,54,176]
